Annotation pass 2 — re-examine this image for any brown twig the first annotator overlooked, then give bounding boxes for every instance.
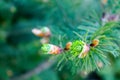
[10,59,55,80]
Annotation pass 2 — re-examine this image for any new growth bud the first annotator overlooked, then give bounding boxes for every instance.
[32,27,51,37]
[41,44,62,54]
[70,40,90,58]
[64,42,72,50]
[90,39,99,47]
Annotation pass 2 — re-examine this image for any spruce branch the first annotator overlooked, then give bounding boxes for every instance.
[55,21,120,73]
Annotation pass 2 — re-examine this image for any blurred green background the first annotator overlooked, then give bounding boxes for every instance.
[0,0,120,80]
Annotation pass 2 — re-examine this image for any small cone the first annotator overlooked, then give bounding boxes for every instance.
[90,39,99,47]
[32,27,51,37]
[64,42,72,50]
[41,44,62,54]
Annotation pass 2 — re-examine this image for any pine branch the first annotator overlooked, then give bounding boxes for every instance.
[54,21,120,73]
